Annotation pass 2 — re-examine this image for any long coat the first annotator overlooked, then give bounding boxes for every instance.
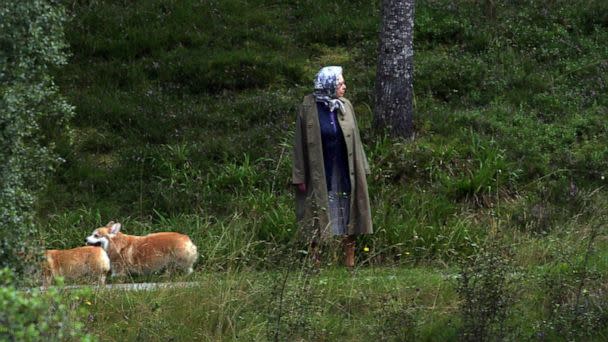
[292,94,373,240]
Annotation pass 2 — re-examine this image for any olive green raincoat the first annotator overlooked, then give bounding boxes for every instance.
[292,94,373,240]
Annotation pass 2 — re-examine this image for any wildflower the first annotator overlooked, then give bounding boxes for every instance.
[85,300,92,306]
[363,246,370,252]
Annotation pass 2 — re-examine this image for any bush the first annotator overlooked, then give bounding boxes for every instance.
[0,0,74,278]
[0,269,93,341]
[457,241,515,341]
[534,197,608,340]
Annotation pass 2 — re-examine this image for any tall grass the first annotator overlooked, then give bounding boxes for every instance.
[40,191,607,341]
[35,0,608,338]
[41,0,608,266]
[80,204,607,341]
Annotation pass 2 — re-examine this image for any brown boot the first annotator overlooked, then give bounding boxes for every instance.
[343,235,355,268]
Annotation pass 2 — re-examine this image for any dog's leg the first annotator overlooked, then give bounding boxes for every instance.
[111,263,126,278]
[175,259,194,275]
[98,273,107,286]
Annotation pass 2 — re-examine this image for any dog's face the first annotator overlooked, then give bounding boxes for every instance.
[86,221,121,251]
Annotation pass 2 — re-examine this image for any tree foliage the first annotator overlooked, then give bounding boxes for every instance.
[0,0,73,277]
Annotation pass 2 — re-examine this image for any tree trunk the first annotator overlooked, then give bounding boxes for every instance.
[374,0,415,138]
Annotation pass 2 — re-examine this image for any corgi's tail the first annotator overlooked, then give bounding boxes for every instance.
[187,240,198,262]
[183,239,198,274]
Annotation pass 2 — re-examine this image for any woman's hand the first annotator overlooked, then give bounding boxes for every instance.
[296,183,307,193]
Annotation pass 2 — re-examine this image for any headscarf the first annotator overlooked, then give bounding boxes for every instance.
[313,66,344,112]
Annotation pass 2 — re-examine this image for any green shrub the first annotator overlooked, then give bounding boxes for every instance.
[0,269,93,341]
[158,49,305,93]
[0,0,73,278]
[292,0,378,46]
[579,0,608,33]
[457,241,515,341]
[533,196,608,340]
[415,49,488,105]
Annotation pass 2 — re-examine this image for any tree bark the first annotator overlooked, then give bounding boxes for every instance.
[374,0,415,138]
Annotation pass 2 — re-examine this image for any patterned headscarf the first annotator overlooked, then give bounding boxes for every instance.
[313,66,344,112]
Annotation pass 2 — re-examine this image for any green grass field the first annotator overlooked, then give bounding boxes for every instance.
[33,0,608,340]
[78,256,607,341]
[83,267,455,341]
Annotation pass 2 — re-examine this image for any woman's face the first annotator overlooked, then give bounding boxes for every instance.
[335,75,346,98]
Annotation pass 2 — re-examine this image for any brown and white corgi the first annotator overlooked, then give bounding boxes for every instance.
[85,221,198,277]
[44,246,111,286]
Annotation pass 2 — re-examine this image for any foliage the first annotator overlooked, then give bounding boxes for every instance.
[30,0,608,338]
[533,196,608,340]
[38,0,607,266]
[84,267,451,341]
[0,0,73,277]
[457,241,515,341]
[0,269,93,341]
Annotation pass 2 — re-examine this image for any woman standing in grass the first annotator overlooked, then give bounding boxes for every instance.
[292,66,372,267]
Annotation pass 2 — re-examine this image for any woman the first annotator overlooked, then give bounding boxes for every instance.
[292,66,372,267]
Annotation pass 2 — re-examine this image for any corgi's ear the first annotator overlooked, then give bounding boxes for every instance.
[106,221,115,227]
[109,222,122,234]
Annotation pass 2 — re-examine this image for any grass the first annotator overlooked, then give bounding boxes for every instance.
[79,249,607,341]
[83,267,457,341]
[39,194,607,340]
[30,0,608,339]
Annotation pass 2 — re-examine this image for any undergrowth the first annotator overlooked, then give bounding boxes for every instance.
[31,0,608,339]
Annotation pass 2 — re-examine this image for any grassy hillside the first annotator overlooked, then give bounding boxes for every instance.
[44,0,607,259]
[38,0,608,339]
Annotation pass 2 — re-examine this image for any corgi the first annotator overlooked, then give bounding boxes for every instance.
[85,221,198,277]
[44,246,110,286]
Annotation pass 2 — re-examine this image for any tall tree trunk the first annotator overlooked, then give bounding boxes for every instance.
[374,0,415,138]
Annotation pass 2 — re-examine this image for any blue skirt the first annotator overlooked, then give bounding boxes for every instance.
[327,163,350,236]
